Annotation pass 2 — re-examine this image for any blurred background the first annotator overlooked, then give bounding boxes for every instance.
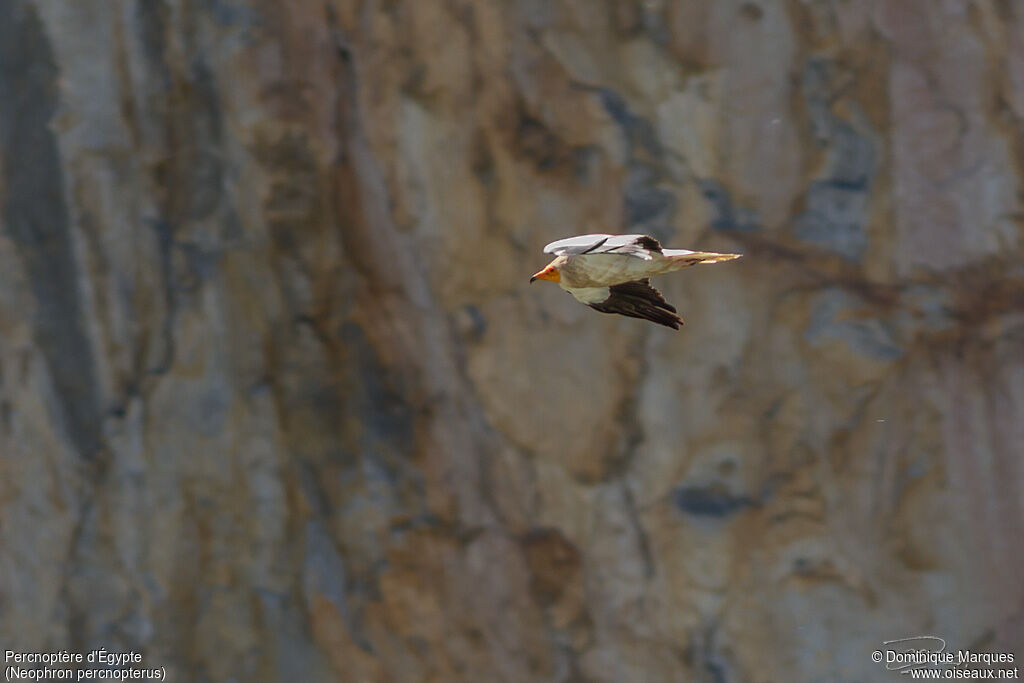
[1,0,1023,680]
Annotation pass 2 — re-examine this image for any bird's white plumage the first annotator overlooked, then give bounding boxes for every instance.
[563,286,610,304]
[558,254,660,288]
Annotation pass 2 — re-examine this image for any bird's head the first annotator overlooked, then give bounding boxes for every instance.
[530,260,562,283]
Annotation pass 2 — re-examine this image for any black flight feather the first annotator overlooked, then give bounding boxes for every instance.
[587,279,684,330]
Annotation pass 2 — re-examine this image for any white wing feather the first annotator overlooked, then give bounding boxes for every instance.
[543,234,660,260]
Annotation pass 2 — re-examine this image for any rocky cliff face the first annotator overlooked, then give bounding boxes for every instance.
[1,1,1023,680]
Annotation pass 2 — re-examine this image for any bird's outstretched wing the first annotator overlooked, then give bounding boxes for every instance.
[587,279,684,329]
[543,234,663,261]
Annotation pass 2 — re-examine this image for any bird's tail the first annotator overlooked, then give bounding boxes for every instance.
[662,249,742,269]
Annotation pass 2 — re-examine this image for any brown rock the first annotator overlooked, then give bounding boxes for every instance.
[0,0,1022,680]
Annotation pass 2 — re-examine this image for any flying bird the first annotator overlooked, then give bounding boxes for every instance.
[530,234,741,329]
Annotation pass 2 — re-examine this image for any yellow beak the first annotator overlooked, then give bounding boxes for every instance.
[530,265,561,283]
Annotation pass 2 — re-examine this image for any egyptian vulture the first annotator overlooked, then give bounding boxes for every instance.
[530,234,741,329]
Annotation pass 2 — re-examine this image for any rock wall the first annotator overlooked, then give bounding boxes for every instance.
[1,0,1023,680]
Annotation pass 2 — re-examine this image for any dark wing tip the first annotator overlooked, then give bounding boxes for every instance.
[633,235,663,252]
[588,279,684,329]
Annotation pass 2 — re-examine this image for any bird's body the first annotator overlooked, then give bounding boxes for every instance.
[530,234,741,329]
